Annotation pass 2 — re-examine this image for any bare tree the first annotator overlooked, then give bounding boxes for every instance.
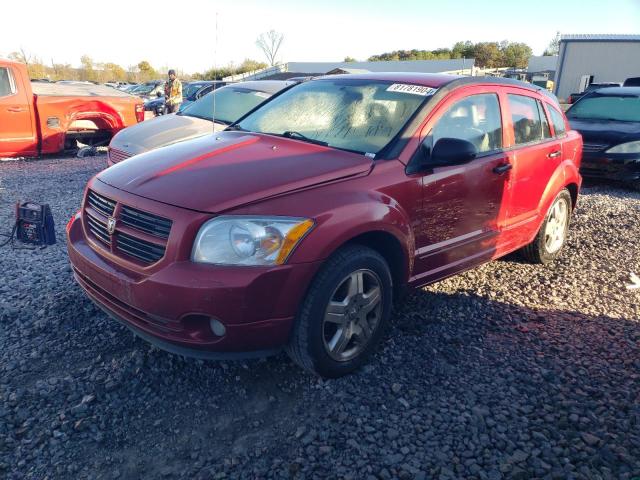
[256,30,284,66]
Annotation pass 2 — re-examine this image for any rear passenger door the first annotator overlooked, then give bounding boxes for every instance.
[501,91,562,240]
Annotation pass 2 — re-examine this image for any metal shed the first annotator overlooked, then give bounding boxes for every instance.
[555,34,640,100]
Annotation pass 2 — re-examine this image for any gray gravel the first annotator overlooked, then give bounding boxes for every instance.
[1,155,639,480]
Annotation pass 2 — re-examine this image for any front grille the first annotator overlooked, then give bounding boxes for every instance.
[87,190,115,217]
[108,148,133,164]
[116,232,166,263]
[86,214,111,245]
[582,142,609,153]
[83,189,171,266]
[120,205,172,239]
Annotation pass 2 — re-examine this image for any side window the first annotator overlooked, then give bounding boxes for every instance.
[537,101,552,140]
[548,106,567,137]
[430,93,502,154]
[507,94,543,145]
[0,67,16,97]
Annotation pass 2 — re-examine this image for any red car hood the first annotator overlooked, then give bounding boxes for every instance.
[98,131,372,213]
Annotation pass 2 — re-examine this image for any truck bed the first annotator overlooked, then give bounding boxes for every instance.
[31,82,137,98]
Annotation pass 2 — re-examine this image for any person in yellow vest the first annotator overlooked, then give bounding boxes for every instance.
[164,69,182,114]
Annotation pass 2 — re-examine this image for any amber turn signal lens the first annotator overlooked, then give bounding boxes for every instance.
[275,219,314,264]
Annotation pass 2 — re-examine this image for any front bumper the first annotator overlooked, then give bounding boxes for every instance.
[580,152,640,183]
[67,211,322,358]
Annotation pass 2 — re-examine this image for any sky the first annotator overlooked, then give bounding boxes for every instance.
[1,0,639,74]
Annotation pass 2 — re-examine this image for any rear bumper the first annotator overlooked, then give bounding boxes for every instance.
[67,213,322,358]
[580,152,640,183]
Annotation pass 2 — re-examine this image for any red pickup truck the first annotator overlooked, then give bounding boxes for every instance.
[0,59,144,158]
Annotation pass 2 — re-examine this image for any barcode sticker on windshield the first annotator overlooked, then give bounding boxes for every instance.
[253,91,270,98]
[386,84,437,96]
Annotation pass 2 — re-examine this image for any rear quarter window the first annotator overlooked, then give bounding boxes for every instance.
[0,67,16,97]
[548,106,567,137]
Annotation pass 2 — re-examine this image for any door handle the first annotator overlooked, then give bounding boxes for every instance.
[7,107,27,113]
[547,150,561,159]
[492,163,512,175]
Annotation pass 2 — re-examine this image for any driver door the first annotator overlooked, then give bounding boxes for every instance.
[410,89,511,285]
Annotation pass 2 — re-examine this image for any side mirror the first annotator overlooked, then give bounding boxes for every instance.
[429,137,477,166]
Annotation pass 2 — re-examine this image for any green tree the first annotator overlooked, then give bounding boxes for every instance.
[451,41,474,59]
[237,58,267,73]
[344,56,357,62]
[502,42,533,69]
[137,60,157,81]
[79,55,95,81]
[104,62,127,81]
[9,48,46,79]
[473,42,502,68]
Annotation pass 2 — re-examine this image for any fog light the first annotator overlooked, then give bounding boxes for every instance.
[209,318,226,337]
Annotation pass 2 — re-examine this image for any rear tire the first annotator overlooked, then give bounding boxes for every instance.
[521,189,572,264]
[286,245,393,378]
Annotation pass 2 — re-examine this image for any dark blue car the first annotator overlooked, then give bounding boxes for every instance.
[178,81,227,112]
[567,87,640,190]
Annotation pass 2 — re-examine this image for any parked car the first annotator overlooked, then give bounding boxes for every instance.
[130,81,165,99]
[144,93,166,116]
[566,87,640,189]
[107,81,294,165]
[178,80,227,112]
[0,59,144,157]
[567,82,620,104]
[67,73,582,377]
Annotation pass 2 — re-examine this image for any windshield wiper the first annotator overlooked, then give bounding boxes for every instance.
[281,131,329,146]
[226,124,248,131]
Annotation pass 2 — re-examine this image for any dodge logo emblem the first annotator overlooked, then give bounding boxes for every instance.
[107,217,117,235]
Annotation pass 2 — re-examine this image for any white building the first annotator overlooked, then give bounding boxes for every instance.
[554,34,640,100]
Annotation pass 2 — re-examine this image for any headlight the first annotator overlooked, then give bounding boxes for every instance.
[192,216,314,266]
[606,141,640,154]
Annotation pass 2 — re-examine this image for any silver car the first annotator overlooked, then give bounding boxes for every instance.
[107,80,295,166]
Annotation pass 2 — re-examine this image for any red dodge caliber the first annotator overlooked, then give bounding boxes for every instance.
[67,73,582,377]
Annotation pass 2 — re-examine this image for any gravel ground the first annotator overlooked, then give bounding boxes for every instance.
[0,154,639,480]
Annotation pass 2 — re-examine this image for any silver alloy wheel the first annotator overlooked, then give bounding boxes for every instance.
[322,269,383,362]
[544,196,569,254]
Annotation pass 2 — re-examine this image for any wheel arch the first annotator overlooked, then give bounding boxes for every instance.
[340,230,410,300]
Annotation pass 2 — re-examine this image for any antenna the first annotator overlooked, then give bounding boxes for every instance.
[212,11,218,133]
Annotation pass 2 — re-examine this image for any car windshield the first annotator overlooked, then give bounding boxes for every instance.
[567,95,640,122]
[182,83,203,99]
[235,79,430,155]
[133,84,156,95]
[180,86,273,124]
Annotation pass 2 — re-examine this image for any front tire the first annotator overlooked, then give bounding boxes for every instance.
[286,245,393,378]
[520,189,572,264]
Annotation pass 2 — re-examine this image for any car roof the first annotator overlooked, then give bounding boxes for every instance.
[593,86,640,96]
[309,72,554,97]
[313,72,462,88]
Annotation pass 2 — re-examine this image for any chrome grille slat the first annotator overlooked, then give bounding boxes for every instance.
[120,205,172,239]
[582,142,609,153]
[87,191,115,217]
[117,234,165,255]
[117,233,165,263]
[86,215,111,245]
[117,243,164,263]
